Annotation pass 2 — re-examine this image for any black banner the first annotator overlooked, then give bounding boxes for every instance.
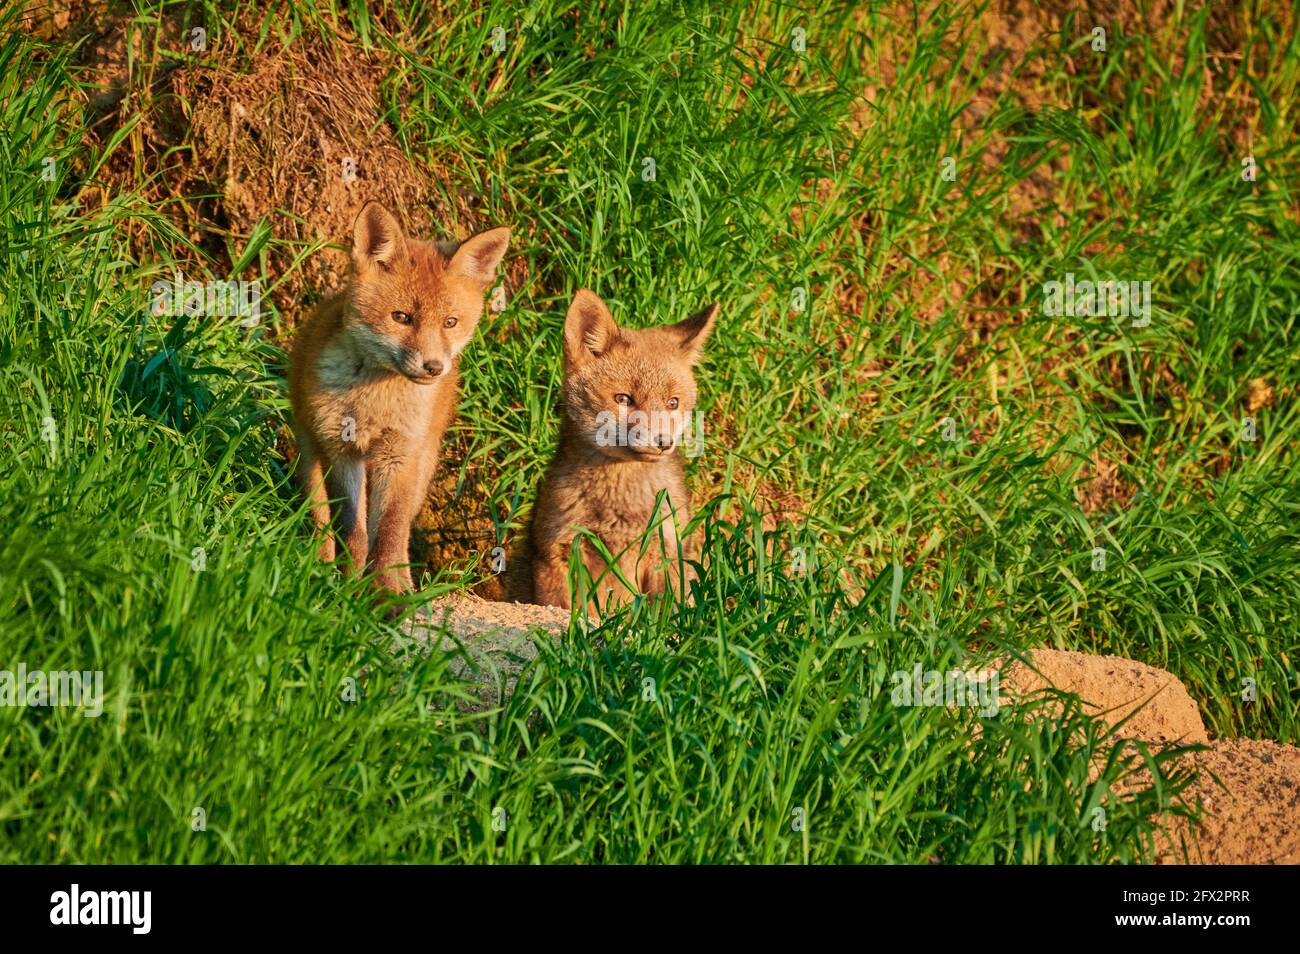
[0,864,1275,940]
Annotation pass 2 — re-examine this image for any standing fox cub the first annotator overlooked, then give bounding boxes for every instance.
[289,202,509,592]
[513,289,718,611]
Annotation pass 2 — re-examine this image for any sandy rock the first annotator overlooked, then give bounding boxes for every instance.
[999,648,1300,863]
[1154,739,1300,864]
[1000,648,1209,746]
[400,595,570,710]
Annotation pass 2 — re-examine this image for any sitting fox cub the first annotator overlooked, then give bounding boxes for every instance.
[289,202,509,592]
[514,289,718,611]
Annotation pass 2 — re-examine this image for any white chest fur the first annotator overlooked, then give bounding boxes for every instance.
[310,340,438,458]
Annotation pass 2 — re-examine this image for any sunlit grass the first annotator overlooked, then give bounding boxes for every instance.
[0,0,1296,863]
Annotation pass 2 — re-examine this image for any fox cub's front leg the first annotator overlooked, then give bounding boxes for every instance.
[532,546,570,610]
[330,455,369,574]
[296,433,336,563]
[367,453,432,594]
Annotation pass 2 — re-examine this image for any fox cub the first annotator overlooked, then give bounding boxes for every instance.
[289,202,509,592]
[514,289,718,611]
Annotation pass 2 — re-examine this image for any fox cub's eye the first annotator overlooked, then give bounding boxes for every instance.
[667,397,680,410]
[614,393,633,406]
[392,311,414,326]
[443,316,458,328]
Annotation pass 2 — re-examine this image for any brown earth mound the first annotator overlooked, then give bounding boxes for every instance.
[179,39,449,310]
[402,595,570,711]
[32,3,459,311]
[1152,739,1300,865]
[1001,648,1300,864]
[1000,648,1209,746]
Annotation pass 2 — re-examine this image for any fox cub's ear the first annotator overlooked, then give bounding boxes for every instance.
[670,302,719,363]
[449,227,511,287]
[564,290,620,366]
[352,202,408,271]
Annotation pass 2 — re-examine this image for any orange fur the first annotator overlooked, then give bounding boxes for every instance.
[513,289,718,612]
[288,202,509,592]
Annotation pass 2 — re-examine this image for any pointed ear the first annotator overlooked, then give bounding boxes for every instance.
[564,290,619,367]
[352,202,408,271]
[448,226,511,287]
[671,302,718,363]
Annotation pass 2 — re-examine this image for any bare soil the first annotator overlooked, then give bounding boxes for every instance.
[1000,648,1209,747]
[1001,648,1300,864]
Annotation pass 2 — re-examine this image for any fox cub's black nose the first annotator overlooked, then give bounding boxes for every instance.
[423,359,445,377]
[655,433,675,449]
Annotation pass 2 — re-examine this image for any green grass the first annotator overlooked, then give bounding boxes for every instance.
[1,0,1297,863]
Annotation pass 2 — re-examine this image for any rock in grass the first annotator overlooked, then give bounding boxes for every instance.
[401,595,570,711]
[999,648,1209,746]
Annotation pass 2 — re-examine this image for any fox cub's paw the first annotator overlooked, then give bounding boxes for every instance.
[374,567,414,595]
